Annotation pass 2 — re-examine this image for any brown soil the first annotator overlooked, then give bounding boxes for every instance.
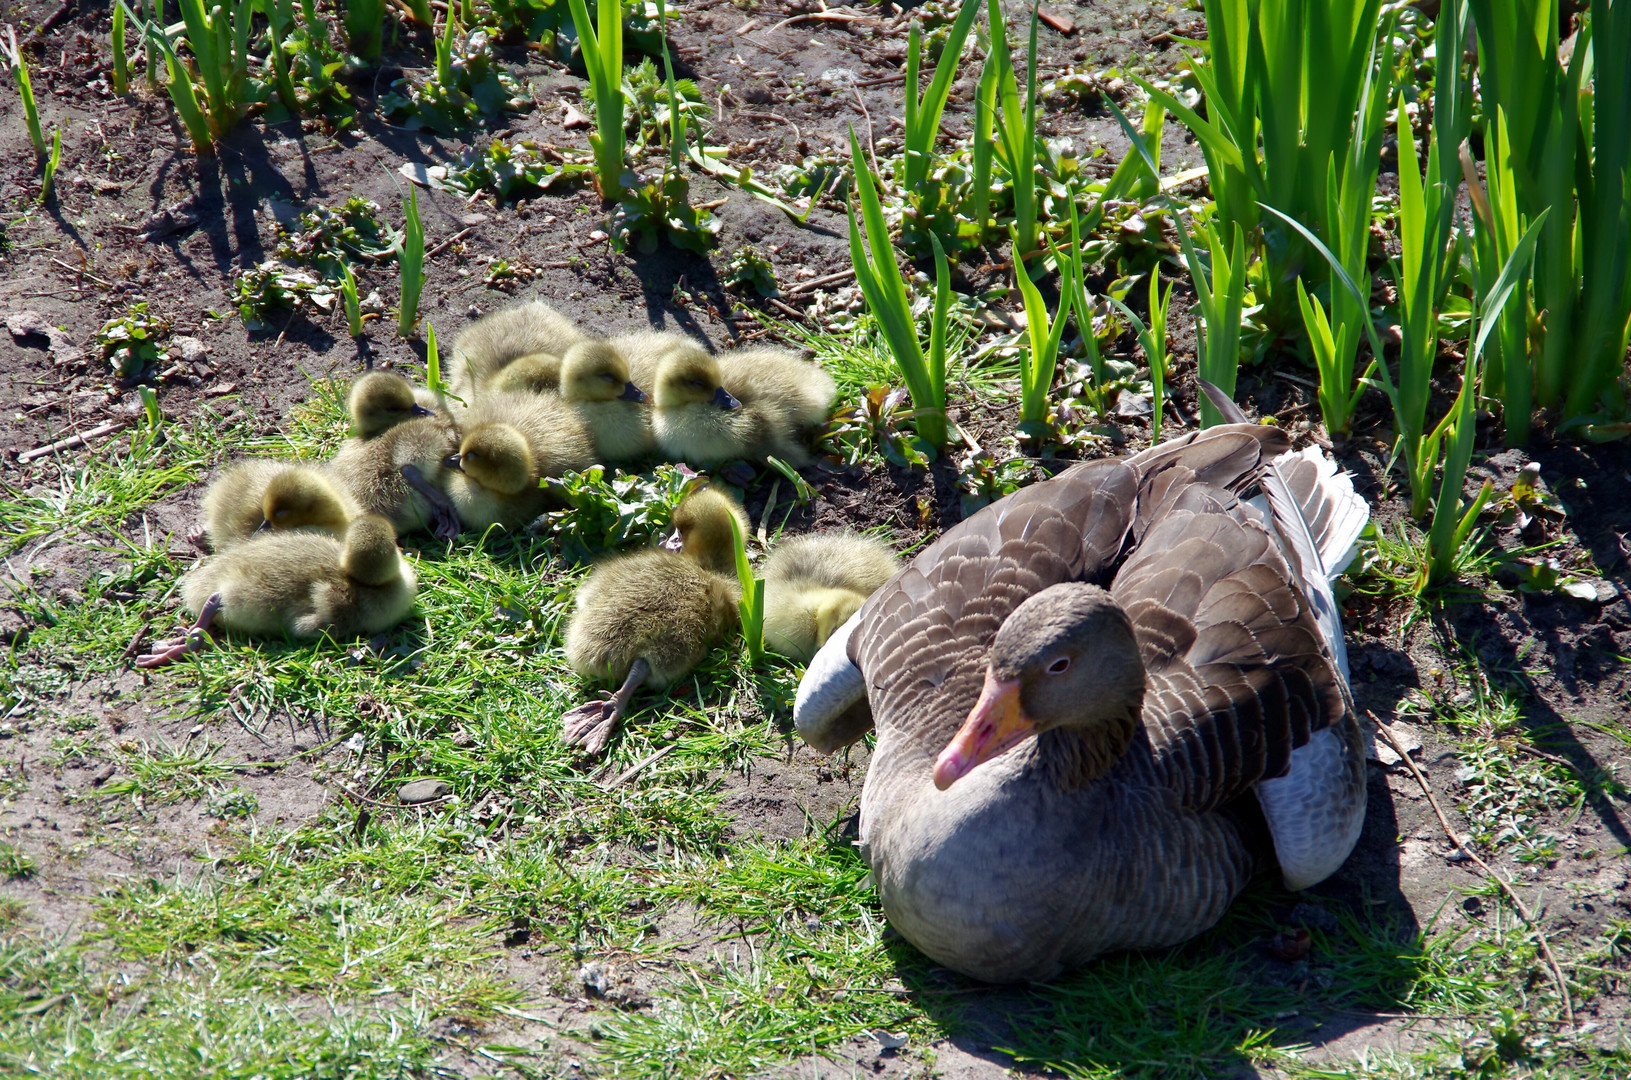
[3,0,1630,1072]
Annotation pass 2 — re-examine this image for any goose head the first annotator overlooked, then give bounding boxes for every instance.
[445,423,534,496]
[342,514,404,586]
[933,583,1145,791]
[349,372,434,437]
[561,341,646,404]
[259,470,349,534]
[490,351,561,394]
[654,349,741,412]
[670,487,748,576]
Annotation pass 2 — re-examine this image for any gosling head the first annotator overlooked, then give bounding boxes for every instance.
[560,341,646,404]
[670,486,749,576]
[444,423,535,496]
[349,371,434,438]
[259,469,349,535]
[654,348,740,411]
[341,514,404,587]
[933,583,1146,790]
[490,352,562,394]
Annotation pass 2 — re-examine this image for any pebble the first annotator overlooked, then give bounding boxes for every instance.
[397,779,451,804]
[578,960,610,997]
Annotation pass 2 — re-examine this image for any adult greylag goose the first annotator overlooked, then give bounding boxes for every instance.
[792,384,1370,982]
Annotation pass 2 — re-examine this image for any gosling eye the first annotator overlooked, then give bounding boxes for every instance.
[1046,656,1071,676]
[689,379,707,390]
[601,373,618,383]
[274,509,288,520]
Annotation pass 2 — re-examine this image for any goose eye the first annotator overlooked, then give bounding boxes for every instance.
[1046,657,1071,676]
[274,509,288,520]
[690,379,707,390]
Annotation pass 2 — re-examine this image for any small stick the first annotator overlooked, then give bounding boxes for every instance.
[761,11,876,34]
[18,419,123,462]
[768,298,805,321]
[604,743,675,790]
[50,257,114,288]
[119,619,152,663]
[786,268,856,295]
[1374,714,1575,1029]
[426,227,476,260]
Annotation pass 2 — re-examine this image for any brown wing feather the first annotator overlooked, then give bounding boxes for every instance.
[1113,492,1344,811]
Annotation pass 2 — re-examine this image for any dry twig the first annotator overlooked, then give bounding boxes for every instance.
[1374,713,1575,1029]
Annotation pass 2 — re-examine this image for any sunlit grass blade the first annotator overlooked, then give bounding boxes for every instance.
[1013,225,1071,433]
[342,0,384,60]
[1425,210,1549,587]
[146,25,213,154]
[2,26,48,156]
[111,2,129,94]
[1177,218,1247,429]
[901,0,981,191]
[398,188,425,337]
[986,0,1038,266]
[963,38,999,244]
[340,261,363,338]
[845,126,946,450]
[568,0,625,200]
[39,125,60,203]
[728,512,763,664]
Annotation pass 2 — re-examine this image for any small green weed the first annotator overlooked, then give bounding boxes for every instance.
[97,302,170,379]
[230,260,331,330]
[535,464,699,564]
[408,139,591,202]
[612,167,721,254]
[381,27,529,135]
[274,197,399,281]
[722,245,778,297]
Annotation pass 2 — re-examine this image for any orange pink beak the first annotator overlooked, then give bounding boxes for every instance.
[932,669,1038,790]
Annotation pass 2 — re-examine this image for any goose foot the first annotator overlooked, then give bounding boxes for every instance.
[136,593,221,668]
[400,464,462,540]
[561,657,650,755]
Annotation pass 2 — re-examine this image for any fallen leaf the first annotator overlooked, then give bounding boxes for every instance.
[1038,9,1075,34]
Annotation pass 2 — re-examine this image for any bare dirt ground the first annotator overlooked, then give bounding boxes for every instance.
[3,0,1630,1076]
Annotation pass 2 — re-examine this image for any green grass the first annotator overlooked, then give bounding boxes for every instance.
[2,395,1627,1080]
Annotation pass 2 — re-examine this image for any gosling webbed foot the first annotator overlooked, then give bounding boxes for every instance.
[135,627,210,668]
[561,657,651,757]
[135,592,222,669]
[431,502,461,541]
[561,695,623,755]
[400,463,462,540]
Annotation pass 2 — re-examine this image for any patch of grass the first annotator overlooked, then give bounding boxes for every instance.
[0,933,450,1079]
[0,843,35,879]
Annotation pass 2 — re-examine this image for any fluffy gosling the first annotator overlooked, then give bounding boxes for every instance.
[201,461,359,550]
[559,341,653,463]
[348,371,435,438]
[137,514,417,667]
[449,301,586,397]
[559,487,749,753]
[762,531,900,662]
[650,345,834,467]
[440,391,597,530]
